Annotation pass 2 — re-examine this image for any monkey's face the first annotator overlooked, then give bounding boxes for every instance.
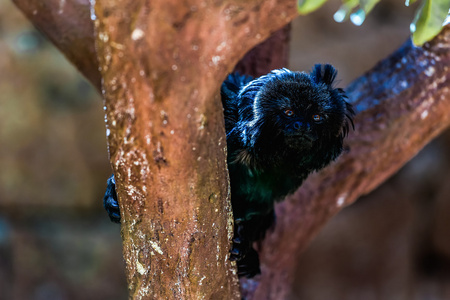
[254,75,349,150]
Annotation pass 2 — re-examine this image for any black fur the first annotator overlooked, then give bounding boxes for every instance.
[222,64,353,276]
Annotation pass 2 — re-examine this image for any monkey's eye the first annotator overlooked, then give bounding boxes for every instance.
[312,114,322,122]
[284,109,294,117]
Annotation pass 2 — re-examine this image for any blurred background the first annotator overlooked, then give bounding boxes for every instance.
[1,0,449,299]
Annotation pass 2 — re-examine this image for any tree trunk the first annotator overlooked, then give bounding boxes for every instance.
[12,0,300,298]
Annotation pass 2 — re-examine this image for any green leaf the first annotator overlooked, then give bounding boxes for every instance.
[297,0,328,14]
[342,0,360,7]
[411,0,450,45]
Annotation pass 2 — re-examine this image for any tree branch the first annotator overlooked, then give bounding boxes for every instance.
[244,25,450,299]
[12,0,101,90]
[12,0,298,92]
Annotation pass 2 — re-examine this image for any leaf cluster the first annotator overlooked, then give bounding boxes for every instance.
[297,0,450,45]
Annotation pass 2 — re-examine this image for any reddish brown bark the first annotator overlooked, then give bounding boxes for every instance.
[90,0,298,298]
[12,0,101,90]
[234,24,291,77]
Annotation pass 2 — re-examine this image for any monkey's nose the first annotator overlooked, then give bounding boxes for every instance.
[293,121,302,130]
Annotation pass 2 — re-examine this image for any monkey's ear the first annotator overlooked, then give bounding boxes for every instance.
[311,64,338,86]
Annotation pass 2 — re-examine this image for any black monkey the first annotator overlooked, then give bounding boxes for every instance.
[103,64,354,277]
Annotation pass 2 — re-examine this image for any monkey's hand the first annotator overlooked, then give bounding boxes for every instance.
[230,218,261,277]
[103,174,121,223]
[230,210,275,277]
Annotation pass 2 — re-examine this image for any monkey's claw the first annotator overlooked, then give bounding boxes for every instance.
[230,240,247,262]
[236,248,261,278]
[229,218,261,276]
